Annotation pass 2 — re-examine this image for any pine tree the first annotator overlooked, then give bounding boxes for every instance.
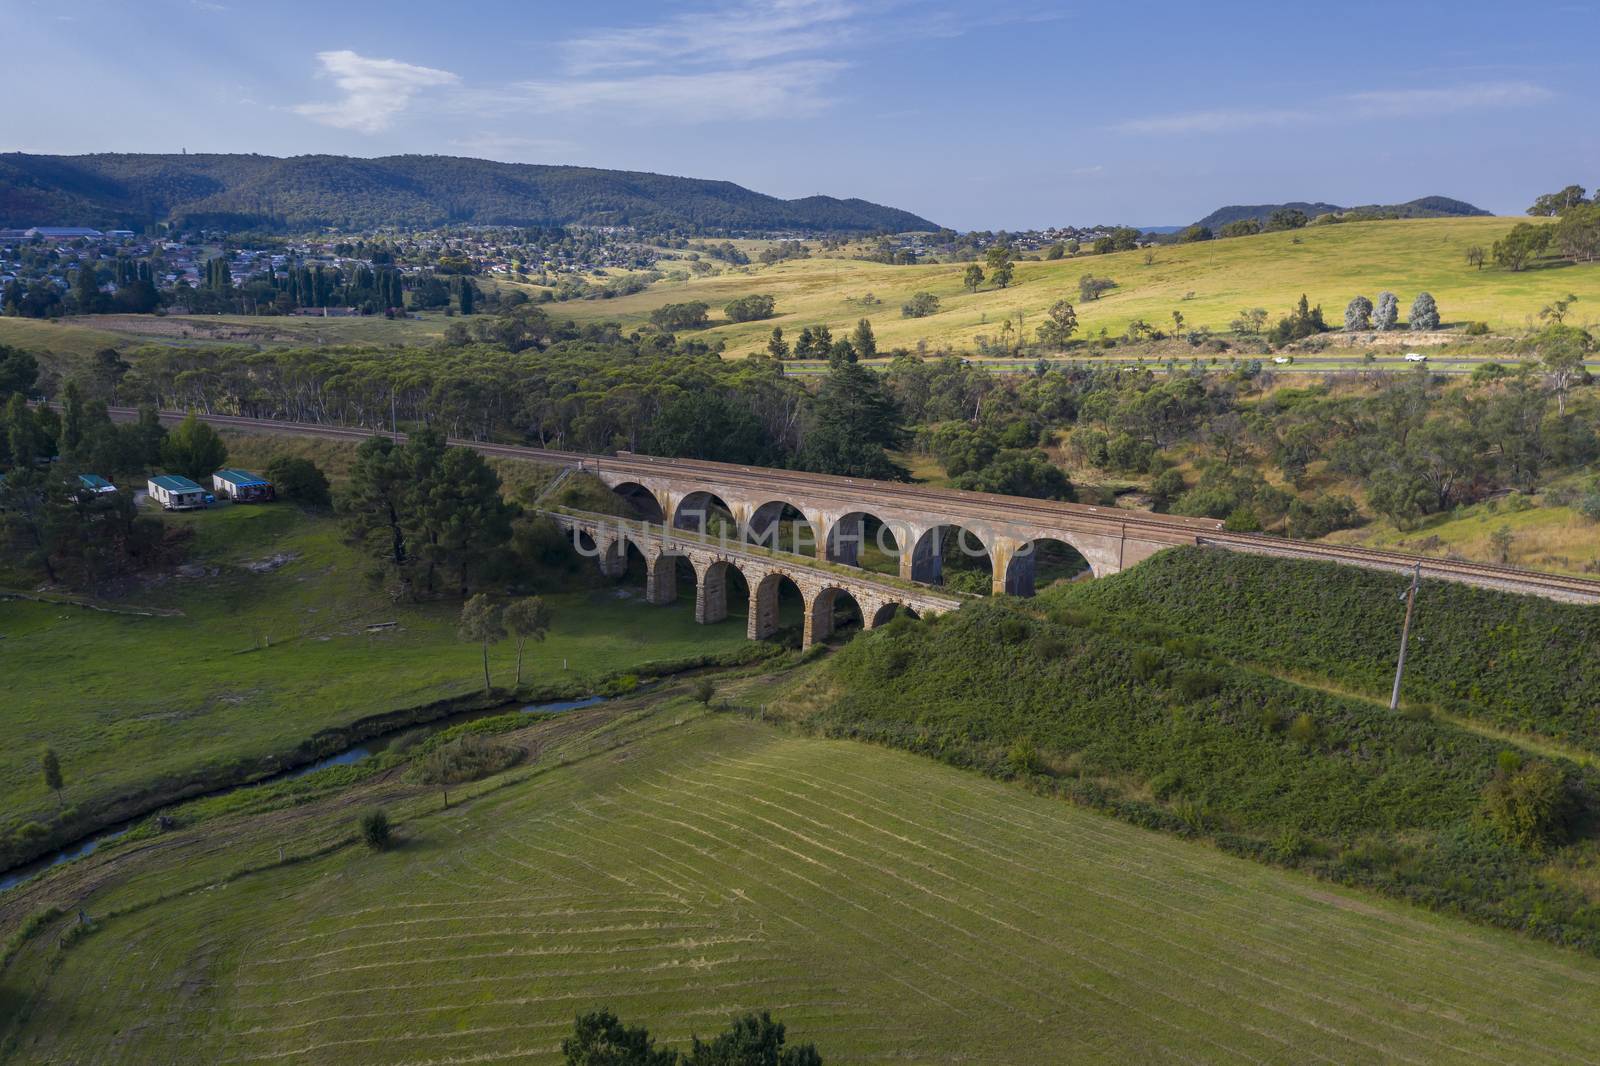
[767,326,789,359]
[851,318,876,360]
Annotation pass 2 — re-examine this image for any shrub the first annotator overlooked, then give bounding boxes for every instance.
[1483,760,1573,852]
[724,294,777,322]
[1105,433,1154,472]
[1272,828,1309,861]
[1033,634,1069,660]
[414,735,521,786]
[1149,768,1183,799]
[1150,468,1186,505]
[1008,737,1044,777]
[1465,321,1491,336]
[692,678,716,704]
[265,456,332,508]
[900,291,941,318]
[1132,648,1165,681]
[649,301,710,331]
[360,808,391,851]
[1172,669,1222,702]
[1078,274,1116,301]
[1286,495,1361,538]
[1172,797,1213,833]
[943,569,991,595]
[1287,714,1320,747]
[1223,506,1261,532]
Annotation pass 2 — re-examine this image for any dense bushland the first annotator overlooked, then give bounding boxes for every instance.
[1051,547,1600,749]
[796,597,1600,949]
[0,153,934,233]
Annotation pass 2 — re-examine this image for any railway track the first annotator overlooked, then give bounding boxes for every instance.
[93,406,1600,604]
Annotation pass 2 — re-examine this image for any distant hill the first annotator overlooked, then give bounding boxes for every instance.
[0,153,938,234]
[1196,196,1488,229]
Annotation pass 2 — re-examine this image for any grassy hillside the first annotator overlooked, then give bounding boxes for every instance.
[784,594,1600,950]
[1322,495,1600,577]
[0,467,759,871]
[551,217,1600,354]
[1051,547,1600,751]
[5,696,1600,1063]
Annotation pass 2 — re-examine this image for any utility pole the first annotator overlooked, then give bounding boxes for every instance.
[1389,562,1422,711]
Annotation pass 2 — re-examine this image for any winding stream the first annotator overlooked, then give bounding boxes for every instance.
[0,694,613,896]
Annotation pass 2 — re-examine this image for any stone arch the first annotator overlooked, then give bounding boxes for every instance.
[909,523,995,594]
[806,586,864,646]
[750,570,805,642]
[745,500,820,557]
[644,548,695,606]
[693,557,748,624]
[672,490,738,537]
[825,510,909,574]
[610,481,665,522]
[870,601,919,628]
[1002,537,1094,597]
[576,528,627,578]
[617,537,652,588]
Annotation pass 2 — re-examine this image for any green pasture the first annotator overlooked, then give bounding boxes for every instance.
[4,702,1599,1063]
[0,502,752,849]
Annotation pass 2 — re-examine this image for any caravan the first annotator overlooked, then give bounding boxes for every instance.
[147,475,208,511]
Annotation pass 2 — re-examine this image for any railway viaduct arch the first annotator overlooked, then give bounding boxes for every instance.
[585,454,1224,596]
[88,407,1600,606]
[553,512,962,648]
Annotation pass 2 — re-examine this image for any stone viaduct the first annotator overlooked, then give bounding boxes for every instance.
[565,451,1226,596]
[545,511,964,648]
[91,408,1600,608]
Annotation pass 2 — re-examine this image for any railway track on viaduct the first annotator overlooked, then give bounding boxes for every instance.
[94,407,1600,605]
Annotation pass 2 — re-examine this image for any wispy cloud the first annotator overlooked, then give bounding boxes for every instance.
[561,0,859,75]
[1113,80,1552,136]
[294,1,963,134]
[1111,108,1311,135]
[1345,80,1553,117]
[293,50,458,133]
[507,0,858,123]
[501,60,846,122]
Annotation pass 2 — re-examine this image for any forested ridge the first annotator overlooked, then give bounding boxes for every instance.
[0,153,938,234]
[1194,196,1488,228]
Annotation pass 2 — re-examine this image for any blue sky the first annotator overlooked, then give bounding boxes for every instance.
[3,0,1596,229]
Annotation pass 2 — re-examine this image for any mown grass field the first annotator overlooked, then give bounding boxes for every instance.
[0,493,753,857]
[554,218,1600,355]
[5,698,1600,1064]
